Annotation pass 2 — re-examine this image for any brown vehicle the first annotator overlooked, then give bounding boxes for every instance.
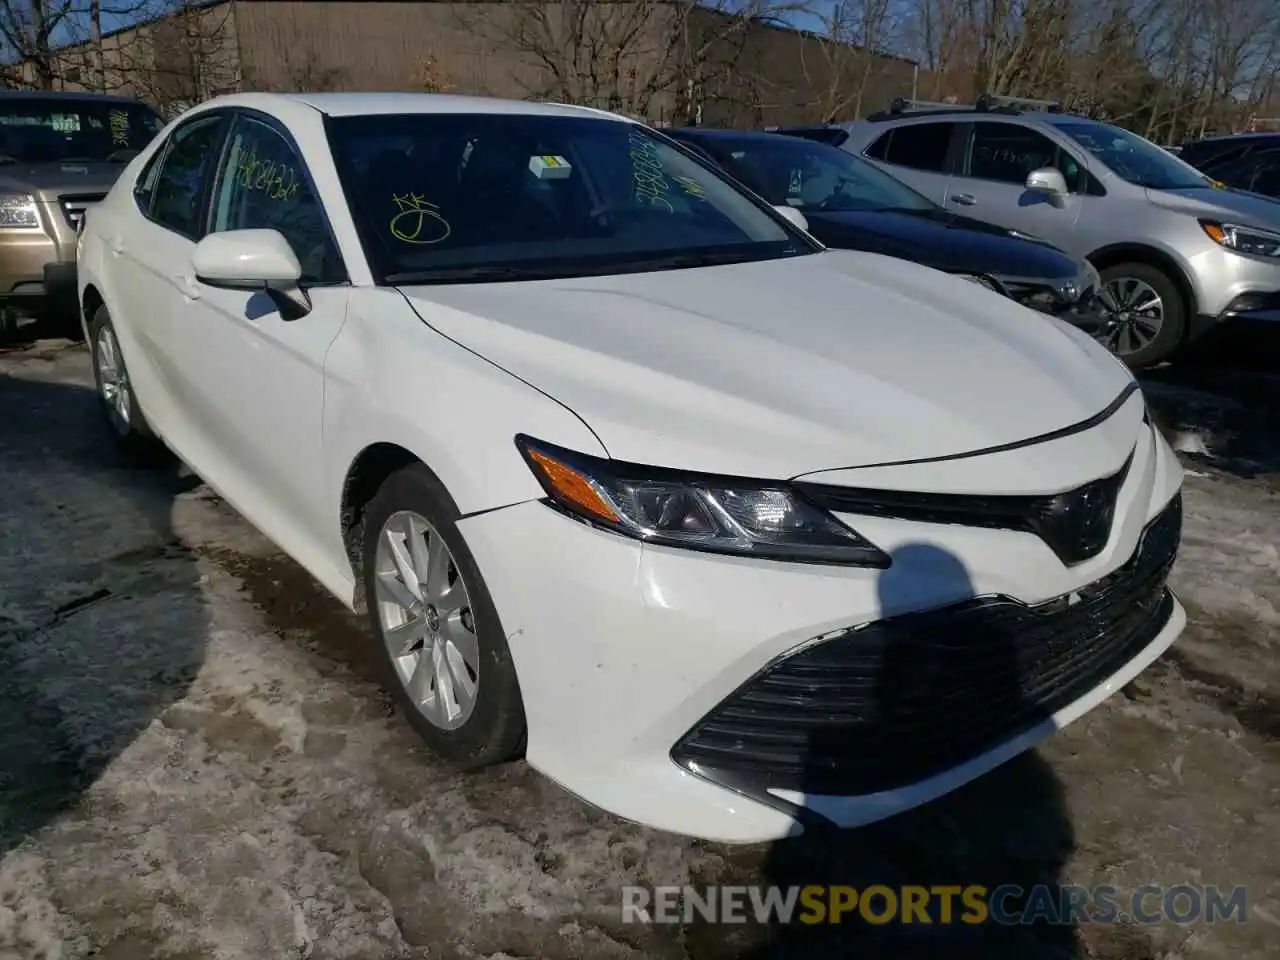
[0,91,164,339]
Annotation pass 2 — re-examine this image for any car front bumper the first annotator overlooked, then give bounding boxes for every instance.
[1193,245,1280,329]
[456,406,1185,843]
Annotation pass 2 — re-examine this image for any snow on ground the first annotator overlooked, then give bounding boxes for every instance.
[1,336,1278,960]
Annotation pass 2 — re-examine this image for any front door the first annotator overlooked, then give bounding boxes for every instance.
[948,120,1086,250]
[173,110,351,557]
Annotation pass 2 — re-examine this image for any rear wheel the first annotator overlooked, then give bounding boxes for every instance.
[1093,262,1187,368]
[89,305,161,456]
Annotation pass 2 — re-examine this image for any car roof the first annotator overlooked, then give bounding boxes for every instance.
[201,91,634,123]
[0,90,149,106]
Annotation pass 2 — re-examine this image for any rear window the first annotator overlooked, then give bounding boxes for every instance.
[871,122,955,172]
[0,98,164,164]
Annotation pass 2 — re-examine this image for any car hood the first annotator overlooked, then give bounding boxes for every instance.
[400,250,1133,479]
[1149,184,1280,226]
[0,162,123,196]
[804,208,1079,280]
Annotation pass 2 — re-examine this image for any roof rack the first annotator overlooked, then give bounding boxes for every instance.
[866,93,1063,122]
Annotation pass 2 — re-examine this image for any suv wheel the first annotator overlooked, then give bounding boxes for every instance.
[1094,263,1186,368]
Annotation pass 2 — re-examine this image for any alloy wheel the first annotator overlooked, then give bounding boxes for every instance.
[1096,276,1164,357]
[95,324,132,433]
[373,510,480,730]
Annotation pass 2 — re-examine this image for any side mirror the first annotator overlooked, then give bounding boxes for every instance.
[1024,167,1069,208]
[773,204,810,232]
[191,228,311,320]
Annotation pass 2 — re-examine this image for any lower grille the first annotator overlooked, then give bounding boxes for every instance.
[58,192,107,232]
[672,493,1182,797]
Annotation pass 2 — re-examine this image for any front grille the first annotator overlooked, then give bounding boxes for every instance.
[796,454,1132,567]
[671,493,1181,797]
[58,192,106,231]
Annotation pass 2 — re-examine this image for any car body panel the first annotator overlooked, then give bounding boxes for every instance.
[402,248,1131,479]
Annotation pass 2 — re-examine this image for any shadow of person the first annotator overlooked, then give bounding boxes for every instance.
[0,357,206,855]
[734,542,1078,959]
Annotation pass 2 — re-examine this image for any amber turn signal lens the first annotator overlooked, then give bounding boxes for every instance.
[525,448,620,523]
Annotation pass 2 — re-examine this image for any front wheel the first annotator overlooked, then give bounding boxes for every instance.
[361,464,526,768]
[1093,262,1187,368]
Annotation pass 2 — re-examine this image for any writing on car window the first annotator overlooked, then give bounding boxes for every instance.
[108,109,130,146]
[235,149,299,202]
[390,193,451,244]
[629,129,674,212]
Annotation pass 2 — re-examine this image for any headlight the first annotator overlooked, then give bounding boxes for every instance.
[1200,221,1280,258]
[0,193,38,228]
[515,435,890,567]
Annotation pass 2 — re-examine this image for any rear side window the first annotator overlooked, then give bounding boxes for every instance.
[871,123,954,172]
[149,114,228,238]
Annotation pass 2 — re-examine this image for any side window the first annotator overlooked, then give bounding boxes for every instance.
[1251,151,1280,197]
[865,131,891,161]
[150,115,228,238]
[879,122,955,172]
[966,122,1064,185]
[133,146,166,215]
[210,115,344,284]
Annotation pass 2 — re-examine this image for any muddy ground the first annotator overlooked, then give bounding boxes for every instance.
[0,330,1277,960]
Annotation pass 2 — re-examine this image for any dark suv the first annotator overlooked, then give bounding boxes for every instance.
[668,127,1101,325]
[1178,133,1280,200]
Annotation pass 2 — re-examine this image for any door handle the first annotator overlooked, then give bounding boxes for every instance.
[949,193,977,206]
[174,274,202,301]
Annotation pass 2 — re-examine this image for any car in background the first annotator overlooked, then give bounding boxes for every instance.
[1178,132,1280,200]
[668,126,1100,327]
[77,91,1185,843]
[827,98,1280,367]
[0,91,164,339]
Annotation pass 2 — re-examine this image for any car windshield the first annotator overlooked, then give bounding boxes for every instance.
[325,113,813,284]
[0,98,164,164]
[693,134,936,213]
[1056,120,1209,191]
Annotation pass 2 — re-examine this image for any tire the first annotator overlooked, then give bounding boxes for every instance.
[88,305,162,457]
[361,464,526,768]
[1094,262,1187,369]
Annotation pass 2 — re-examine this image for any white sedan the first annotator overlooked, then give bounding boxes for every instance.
[76,92,1186,843]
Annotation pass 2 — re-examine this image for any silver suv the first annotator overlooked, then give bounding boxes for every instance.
[831,97,1280,367]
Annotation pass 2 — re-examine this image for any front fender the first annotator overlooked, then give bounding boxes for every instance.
[323,289,605,542]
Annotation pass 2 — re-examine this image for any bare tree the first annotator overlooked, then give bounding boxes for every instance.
[451,0,804,123]
[0,0,149,89]
[799,0,904,121]
[113,0,238,113]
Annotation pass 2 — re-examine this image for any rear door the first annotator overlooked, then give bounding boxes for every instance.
[860,119,961,205]
[947,120,1087,249]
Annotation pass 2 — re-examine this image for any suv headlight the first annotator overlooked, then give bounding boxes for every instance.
[1200,221,1280,258]
[516,435,890,567]
[0,192,38,228]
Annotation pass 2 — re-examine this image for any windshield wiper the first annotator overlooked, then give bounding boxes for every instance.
[386,264,552,284]
[623,248,790,271]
